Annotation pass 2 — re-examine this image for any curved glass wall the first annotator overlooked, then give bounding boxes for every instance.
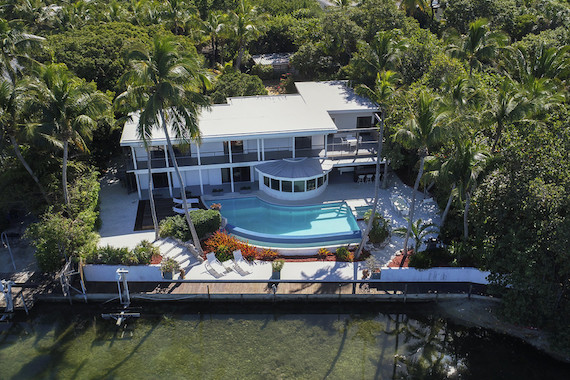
[261,173,328,195]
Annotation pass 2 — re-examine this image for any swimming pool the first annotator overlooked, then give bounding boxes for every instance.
[207,197,361,246]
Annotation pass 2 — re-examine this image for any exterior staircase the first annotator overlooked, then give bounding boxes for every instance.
[155,238,202,279]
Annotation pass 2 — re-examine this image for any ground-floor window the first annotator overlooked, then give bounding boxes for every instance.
[222,166,252,183]
[152,173,169,188]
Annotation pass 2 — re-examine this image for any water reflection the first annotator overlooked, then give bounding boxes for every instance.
[0,307,568,379]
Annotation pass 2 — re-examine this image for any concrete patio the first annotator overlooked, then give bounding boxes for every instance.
[97,168,441,280]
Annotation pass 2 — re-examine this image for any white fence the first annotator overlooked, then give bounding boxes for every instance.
[83,265,162,282]
[379,267,490,284]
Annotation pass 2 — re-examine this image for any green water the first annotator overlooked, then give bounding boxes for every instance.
[0,305,568,379]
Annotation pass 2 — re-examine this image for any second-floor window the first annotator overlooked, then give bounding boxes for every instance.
[357,116,373,128]
[224,140,244,155]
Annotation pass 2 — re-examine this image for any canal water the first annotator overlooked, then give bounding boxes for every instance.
[0,303,568,379]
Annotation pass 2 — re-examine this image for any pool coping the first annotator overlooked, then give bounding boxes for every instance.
[205,195,362,249]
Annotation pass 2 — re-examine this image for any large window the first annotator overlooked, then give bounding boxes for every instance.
[222,166,251,183]
[271,178,280,191]
[282,180,292,192]
[294,180,305,192]
[223,140,244,154]
[357,116,373,128]
[307,178,316,191]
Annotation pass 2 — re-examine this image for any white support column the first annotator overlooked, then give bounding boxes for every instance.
[292,137,295,158]
[257,139,260,161]
[198,168,204,194]
[261,139,265,161]
[131,146,138,170]
[196,144,202,166]
[164,145,169,167]
[134,173,141,199]
[324,135,328,157]
[167,171,173,197]
[230,167,235,193]
[228,141,233,164]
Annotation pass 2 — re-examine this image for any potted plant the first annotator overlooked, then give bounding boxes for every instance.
[240,185,251,194]
[161,258,180,280]
[271,259,285,280]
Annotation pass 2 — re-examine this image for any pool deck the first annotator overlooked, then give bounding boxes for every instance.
[98,170,441,281]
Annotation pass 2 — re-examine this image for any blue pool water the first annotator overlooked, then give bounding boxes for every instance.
[208,197,361,246]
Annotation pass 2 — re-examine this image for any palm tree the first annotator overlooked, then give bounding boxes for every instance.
[453,141,488,240]
[201,11,225,65]
[25,63,111,205]
[394,91,447,266]
[448,18,508,76]
[0,78,49,203]
[118,35,210,253]
[506,44,570,83]
[226,0,265,71]
[354,71,398,258]
[394,218,438,253]
[0,20,48,202]
[484,78,531,151]
[159,0,197,35]
[364,31,405,74]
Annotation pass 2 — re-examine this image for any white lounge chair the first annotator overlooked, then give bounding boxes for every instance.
[390,195,410,216]
[173,206,200,214]
[173,197,200,205]
[232,250,253,276]
[205,253,226,277]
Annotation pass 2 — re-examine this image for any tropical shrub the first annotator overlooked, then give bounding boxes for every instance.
[132,240,160,264]
[335,246,353,262]
[364,211,390,244]
[271,259,285,272]
[215,243,234,262]
[204,231,259,261]
[159,210,221,241]
[259,248,279,260]
[250,64,274,79]
[25,209,99,272]
[161,258,180,273]
[210,72,268,104]
[317,247,331,260]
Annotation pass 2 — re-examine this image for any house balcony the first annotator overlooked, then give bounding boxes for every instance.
[125,128,379,171]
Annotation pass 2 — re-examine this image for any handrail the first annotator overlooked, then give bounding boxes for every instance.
[1,232,16,271]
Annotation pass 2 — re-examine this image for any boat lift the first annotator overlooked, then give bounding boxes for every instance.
[101,269,140,326]
[58,259,87,304]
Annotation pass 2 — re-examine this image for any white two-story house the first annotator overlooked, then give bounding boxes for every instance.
[120,81,380,201]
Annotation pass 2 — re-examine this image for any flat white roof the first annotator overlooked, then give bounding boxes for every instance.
[120,81,377,146]
[295,81,378,113]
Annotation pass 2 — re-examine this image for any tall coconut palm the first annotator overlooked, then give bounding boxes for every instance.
[453,140,489,240]
[159,0,197,35]
[0,20,48,202]
[354,70,398,258]
[0,77,49,203]
[118,35,210,253]
[448,18,508,76]
[394,91,447,267]
[484,78,531,151]
[201,11,225,65]
[24,63,111,205]
[226,0,265,71]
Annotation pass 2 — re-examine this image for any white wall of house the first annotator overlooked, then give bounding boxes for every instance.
[330,112,375,130]
[263,137,291,151]
[205,168,222,185]
[133,146,147,161]
[311,135,325,148]
[197,141,224,157]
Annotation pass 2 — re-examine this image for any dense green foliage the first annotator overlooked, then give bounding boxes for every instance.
[210,71,267,103]
[25,170,101,272]
[363,211,390,244]
[159,210,222,241]
[1,0,569,352]
[84,240,159,265]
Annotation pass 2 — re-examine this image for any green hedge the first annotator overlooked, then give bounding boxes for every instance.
[159,210,221,241]
[83,241,159,265]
